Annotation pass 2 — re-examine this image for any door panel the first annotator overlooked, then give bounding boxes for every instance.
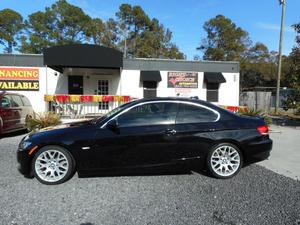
[87,102,179,170]
[174,123,217,160]
[1,95,21,132]
[11,95,25,128]
[89,124,176,169]
[173,103,220,160]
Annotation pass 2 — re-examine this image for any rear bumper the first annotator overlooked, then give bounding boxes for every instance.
[243,138,273,164]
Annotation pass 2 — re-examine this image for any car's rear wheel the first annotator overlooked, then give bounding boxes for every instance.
[32,145,75,185]
[207,143,243,179]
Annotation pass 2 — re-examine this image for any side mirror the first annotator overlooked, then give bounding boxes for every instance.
[106,119,119,133]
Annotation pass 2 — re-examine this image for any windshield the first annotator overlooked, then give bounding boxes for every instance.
[91,101,133,124]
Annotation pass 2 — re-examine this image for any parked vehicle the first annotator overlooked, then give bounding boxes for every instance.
[17,97,272,185]
[0,92,34,135]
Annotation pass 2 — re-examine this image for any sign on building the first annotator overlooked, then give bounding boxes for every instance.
[0,67,39,91]
[167,72,198,88]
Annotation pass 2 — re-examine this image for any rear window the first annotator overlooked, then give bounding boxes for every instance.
[176,103,218,124]
[11,95,24,107]
[21,96,32,106]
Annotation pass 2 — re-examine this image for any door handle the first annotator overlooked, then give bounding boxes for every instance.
[165,129,177,135]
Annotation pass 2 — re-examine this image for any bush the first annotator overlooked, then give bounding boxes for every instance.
[26,112,61,132]
[282,90,300,115]
[237,107,261,116]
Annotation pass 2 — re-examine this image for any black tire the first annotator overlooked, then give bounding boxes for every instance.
[32,145,75,185]
[206,143,243,179]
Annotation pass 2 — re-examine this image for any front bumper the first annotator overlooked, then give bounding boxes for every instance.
[17,147,32,176]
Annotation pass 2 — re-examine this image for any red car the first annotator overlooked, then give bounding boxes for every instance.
[0,92,34,135]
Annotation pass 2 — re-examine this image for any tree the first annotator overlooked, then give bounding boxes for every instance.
[101,19,120,48]
[20,0,92,53]
[242,42,277,85]
[115,4,184,59]
[0,9,23,53]
[282,23,300,89]
[241,69,265,89]
[246,42,270,62]
[198,15,250,61]
[280,23,300,114]
[86,18,106,45]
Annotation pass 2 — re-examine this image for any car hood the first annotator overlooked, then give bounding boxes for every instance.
[28,119,93,139]
[41,120,92,131]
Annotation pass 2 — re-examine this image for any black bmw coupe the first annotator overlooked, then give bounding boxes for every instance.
[17,97,272,185]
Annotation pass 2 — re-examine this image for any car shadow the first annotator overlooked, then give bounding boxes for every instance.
[78,164,211,178]
[0,129,28,139]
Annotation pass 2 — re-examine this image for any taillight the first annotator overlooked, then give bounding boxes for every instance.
[257,125,269,135]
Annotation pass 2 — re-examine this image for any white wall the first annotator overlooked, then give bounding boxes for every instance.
[120,69,143,98]
[1,66,240,114]
[121,70,239,106]
[0,66,58,113]
[218,73,240,106]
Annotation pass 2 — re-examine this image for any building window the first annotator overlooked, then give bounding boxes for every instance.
[143,81,157,98]
[206,83,219,102]
[98,80,109,110]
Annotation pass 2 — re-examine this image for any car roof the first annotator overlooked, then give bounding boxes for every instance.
[131,97,215,108]
[0,91,24,97]
[127,97,236,118]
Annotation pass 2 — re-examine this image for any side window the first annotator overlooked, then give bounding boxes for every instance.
[117,102,178,127]
[0,96,11,108]
[21,96,32,106]
[176,103,218,124]
[11,95,24,107]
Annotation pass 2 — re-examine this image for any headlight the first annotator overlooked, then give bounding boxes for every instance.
[22,141,32,149]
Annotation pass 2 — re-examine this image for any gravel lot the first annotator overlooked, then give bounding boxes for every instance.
[0,132,300,225]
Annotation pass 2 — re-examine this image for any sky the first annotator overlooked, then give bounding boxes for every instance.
[1,0,300,60]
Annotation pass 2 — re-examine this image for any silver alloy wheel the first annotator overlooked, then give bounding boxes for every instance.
[35,150,69,183]
[210,145,240,177]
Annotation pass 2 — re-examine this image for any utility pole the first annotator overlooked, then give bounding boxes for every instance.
[275,0,286,113]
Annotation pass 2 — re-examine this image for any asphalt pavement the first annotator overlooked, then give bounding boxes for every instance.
[0,132,299,225]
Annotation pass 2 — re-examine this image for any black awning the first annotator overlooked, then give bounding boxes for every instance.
[140,71,162,82]
[204,72,226,83]
[43,44,123,72]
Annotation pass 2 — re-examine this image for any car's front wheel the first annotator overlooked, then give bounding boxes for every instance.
[32,145,75,185]
[207,143,243,179]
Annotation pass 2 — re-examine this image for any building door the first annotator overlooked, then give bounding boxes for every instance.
[143,81,157,98]
[68,76,83,94]
[98,79,109,110]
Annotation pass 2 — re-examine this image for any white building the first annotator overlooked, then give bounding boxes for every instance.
[0,44,240,116]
